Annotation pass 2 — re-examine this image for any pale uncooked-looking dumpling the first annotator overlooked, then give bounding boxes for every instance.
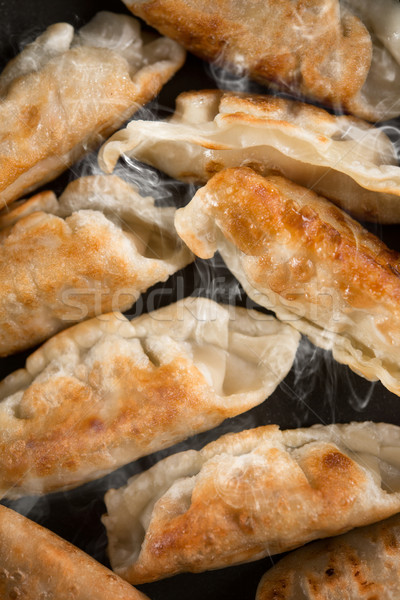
[0,11,185,207]
[121,0,400,120]
[0,174,192,357]
[100,90,400,223]
[103,422,400,583]
[0,297,299,497]
[175,167,400,396]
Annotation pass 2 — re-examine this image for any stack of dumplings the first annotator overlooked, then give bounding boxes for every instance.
[1,2,400,600]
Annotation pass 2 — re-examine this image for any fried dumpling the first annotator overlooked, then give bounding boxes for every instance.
[0,297,299,497]
[256,512,400,600]
[0,11,185,207]
[344,0,400,64]
[121,0,400,121]
[0,503,149,600]
[103,422,400,584]
[99,90,400,223]
[0,174,192,357]
[175,167,400,396]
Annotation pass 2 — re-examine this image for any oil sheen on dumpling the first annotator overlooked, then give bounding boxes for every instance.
[0,297,299,497]
[121,0,400,120]
[0,174,192,356]
[103,422,400,583]
[99,90,400,223]
[0,11,185,207]
[175,167,400,396]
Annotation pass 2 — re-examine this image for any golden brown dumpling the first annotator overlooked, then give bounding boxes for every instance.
[122,0,400,120]
[0,503,149,600]
[0,174,192,357]
[175,167,400,396]
[103,422,400,583]
[256,512,400,600]
[0,11,185,207]
[0,297,299,497]
[99,90,400,223]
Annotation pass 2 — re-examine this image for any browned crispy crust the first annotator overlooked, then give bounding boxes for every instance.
[0,504,149,600]
[0,209,139,354]
[0,174,191,357]
[0,15,185,207]
[123,0,372,114]
[0,352,217,494]
[256,513,400,600]
[104,423,400,584]
[132,444,364,581]
[193,168,400,309]
[175,166,400,394]
[0,298,298,496]
[0,47,136,205]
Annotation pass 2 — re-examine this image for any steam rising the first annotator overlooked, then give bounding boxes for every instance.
[290,337,378,424]
[380,123,400,163]
[205,59,258,94]
[73,101,198,208]
[2,9,400,592]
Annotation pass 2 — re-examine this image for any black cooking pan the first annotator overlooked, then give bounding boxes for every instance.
[0,2,399,599]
